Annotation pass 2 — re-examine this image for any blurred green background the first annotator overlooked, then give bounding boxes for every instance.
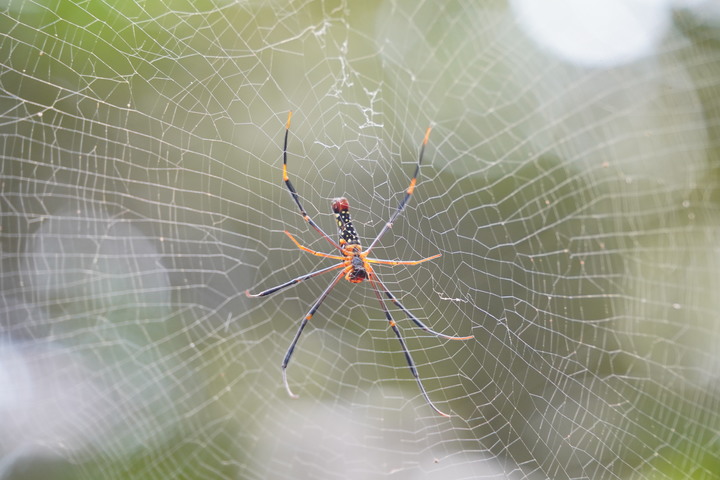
[1,1,719,479]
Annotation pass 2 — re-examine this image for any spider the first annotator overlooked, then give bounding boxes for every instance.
[246,112,474,417]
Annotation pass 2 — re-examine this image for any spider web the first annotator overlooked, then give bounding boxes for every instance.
[1,1,719,479]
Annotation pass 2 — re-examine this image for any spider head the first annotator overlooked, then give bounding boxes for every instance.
[346,255,367,283]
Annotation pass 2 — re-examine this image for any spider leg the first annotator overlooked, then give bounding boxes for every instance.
[282,111,342,252]
[365,126,432,254]
[372,273,474,341]
[368,273,451,417]
[284,231,345,260]
[245,262,345,298]
[365,253,441,266]
[282,270,345,399]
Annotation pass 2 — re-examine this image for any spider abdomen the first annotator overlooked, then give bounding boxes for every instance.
[332,197,360,246]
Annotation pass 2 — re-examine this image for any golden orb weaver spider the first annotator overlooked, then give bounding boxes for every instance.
[245,112,474,417]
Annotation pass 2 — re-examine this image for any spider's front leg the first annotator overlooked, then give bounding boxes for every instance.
[245,231,346,297]
[367,273,452,417]
[281,270,346,399]
[245,263,344,298]
[371,274,474,341]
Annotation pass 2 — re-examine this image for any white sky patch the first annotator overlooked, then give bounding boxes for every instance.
[510,0,673,67]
